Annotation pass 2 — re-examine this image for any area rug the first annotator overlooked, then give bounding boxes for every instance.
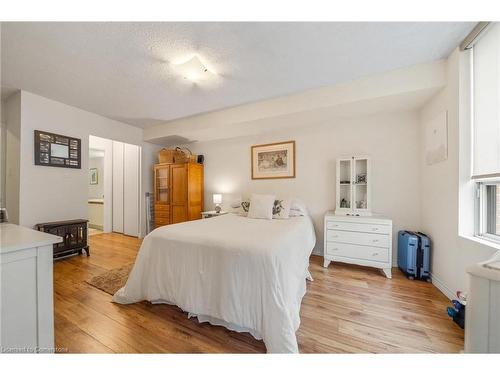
[86,264,132,295]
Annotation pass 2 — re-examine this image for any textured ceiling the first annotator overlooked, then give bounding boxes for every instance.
[1,22,474,128]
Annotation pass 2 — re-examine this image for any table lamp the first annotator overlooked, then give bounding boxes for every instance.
[213,194,222,213]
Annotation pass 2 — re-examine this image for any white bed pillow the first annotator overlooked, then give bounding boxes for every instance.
[247,194,275,220]
[272,199,291,219]
[289,199,308,217]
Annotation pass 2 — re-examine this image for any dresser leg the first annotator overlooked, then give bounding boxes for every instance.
[323,259,331,268]
[382,268,392,279]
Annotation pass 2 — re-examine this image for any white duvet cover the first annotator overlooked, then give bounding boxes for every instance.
[113,213,316,353]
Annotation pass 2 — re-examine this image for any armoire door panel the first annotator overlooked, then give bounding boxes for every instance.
[154,164,170,205]
[187,164,203,220]
[170,164,187,224]
[171,205,187,224]
[171,164,187,204]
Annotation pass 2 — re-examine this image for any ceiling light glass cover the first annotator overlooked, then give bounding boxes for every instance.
[174,55,213,82]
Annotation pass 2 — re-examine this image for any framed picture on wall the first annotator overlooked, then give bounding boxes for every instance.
[251,140,295,179]
[34,130,81,169]
[89,168,98,185]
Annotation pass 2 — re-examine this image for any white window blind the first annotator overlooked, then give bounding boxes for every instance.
[473,23,500,179]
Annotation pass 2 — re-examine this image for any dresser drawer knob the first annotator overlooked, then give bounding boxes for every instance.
[372,252,379,256]
[372,239,379,243]
[371,228,379,231]
[331,248,339,251]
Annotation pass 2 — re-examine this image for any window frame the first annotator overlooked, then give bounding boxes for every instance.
[475,179,500,244]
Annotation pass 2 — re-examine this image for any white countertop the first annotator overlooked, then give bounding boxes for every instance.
[0,223,63,254]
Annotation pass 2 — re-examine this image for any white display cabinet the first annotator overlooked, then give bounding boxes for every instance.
[335,156,371,216]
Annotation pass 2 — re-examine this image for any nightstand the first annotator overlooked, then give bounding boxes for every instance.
[201,211,228,219]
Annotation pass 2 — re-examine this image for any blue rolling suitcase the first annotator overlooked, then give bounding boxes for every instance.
[397,231,431,281]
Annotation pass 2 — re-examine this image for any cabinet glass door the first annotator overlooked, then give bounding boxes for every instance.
[338,159,352,209]
[353,158,368,212]
[155,166,169,204]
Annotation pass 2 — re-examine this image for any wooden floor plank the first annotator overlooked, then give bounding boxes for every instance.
[53,233,463,353]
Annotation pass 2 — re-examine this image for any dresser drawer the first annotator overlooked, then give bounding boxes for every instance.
[326,221,390,234]
[326,242,389,263]
[155,209,170,218]
[326,229,389,248]
[155,217,170,227]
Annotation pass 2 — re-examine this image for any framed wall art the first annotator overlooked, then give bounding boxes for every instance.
[251,140,295,179]
[89,168,98,185]
[34,130,81,169]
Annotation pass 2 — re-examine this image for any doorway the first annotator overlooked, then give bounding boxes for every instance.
[88,146,105,235]
[88,135,141,237]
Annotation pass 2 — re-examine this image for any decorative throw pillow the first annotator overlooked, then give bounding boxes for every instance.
[247,194,275,220]
[241,201,250,212]
[272,199,291,219]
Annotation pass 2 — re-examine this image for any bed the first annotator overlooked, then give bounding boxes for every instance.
[113,212,316,353]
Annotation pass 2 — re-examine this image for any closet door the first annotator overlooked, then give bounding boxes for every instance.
[170,164,187,224]
[112,141,124,233]
[123,143,140,237]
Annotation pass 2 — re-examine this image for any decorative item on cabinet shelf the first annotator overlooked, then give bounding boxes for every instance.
[355,173,367,184]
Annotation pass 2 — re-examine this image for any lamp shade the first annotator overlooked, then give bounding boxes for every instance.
[213,194,222,205]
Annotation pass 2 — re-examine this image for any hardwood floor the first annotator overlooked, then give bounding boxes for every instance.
[53,233,464,353]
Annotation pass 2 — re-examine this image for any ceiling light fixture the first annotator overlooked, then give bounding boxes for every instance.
[173,55,213,82]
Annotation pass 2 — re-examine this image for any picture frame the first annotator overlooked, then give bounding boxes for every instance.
[89,168,98,185]
[34,130,81,169]
[251,140,295,179]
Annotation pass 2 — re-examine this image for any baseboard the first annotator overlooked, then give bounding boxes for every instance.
[430,272,455,301]
[311,249,322,256]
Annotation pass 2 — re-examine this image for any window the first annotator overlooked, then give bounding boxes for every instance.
[471,23,500,243]
[477,182,500,242]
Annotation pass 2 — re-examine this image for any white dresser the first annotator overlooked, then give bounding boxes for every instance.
[0,223,62,353]
[323,211,393,278]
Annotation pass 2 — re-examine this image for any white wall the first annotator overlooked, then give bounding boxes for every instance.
[5,90,161,237]
[88,157,104,198]
[4,93,21,224]
[188,110,422,261]
[419,49,498,299]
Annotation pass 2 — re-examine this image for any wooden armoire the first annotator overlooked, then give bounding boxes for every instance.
[153,162,204,228]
